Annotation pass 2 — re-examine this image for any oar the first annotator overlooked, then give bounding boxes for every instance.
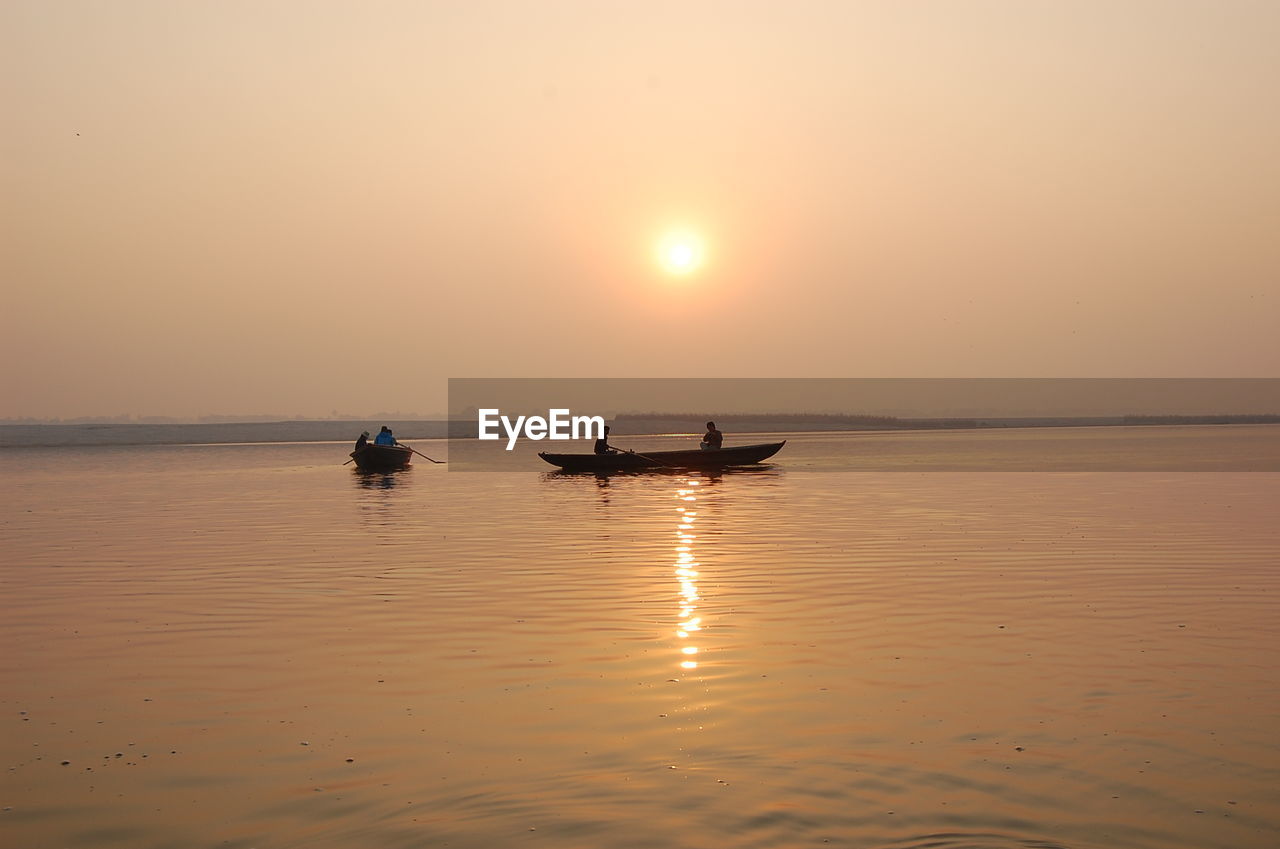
[617,447,677,468]
[405,445,446,464]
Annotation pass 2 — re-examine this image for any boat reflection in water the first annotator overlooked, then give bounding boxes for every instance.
[351,467,411,491]
[350,467,416,537]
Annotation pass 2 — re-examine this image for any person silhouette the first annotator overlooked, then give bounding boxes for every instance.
[700,421,722,450]
[594,425,617,455]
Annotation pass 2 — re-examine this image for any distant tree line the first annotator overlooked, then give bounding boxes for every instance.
[611,411,1280,433]
[1120,414,1280,425]
[622,412,905,427]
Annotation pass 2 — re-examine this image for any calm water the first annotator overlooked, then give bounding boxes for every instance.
[2,431,1278,848]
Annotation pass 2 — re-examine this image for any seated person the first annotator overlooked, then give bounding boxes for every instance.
[700,421,723,450]
[594,426,618,455]
[354,430,370,452]
[374,426,398,446]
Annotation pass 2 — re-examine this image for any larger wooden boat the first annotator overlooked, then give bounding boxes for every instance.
[350,443,413,471]
[539,441,785,473]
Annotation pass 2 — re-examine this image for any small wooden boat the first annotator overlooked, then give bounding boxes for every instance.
[539,441,785,473]
[350,443,413,472]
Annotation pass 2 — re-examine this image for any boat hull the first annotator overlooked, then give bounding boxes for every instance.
[351,444,413,471]
[539,441,785,473]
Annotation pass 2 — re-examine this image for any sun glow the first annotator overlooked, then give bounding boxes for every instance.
[657,230,705,275]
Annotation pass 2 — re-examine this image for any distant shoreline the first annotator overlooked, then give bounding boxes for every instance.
[1,414,1278,448]
[612,412,1280,433]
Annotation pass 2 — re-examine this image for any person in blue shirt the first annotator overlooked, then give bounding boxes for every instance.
[374,426,398,446]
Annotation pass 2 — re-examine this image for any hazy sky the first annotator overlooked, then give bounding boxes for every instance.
[4,1,1278,419]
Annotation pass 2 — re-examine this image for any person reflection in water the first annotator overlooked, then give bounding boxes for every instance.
[353,430,370,452]
[700,421,723,450]
[594,425,618,455]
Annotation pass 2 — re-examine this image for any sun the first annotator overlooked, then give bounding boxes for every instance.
[657,230,705,275]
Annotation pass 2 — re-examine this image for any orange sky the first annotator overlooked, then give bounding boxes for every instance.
[3,1,1278,419]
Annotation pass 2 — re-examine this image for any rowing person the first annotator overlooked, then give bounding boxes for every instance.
[374,426,399,446]
[594,425,618,455]
[353,430,371,452]
[700,421,723,450]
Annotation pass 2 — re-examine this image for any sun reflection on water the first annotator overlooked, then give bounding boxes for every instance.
[674,479,702,670]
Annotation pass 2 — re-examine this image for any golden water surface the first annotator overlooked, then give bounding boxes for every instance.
[2,434,1278,848]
